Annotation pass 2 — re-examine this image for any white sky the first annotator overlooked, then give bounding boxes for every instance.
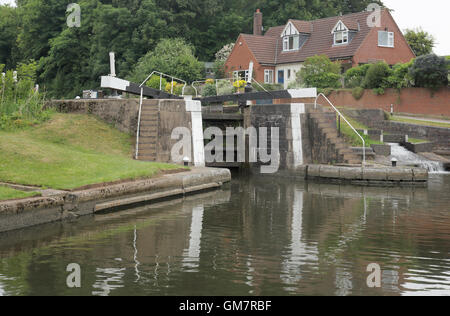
[1,0,449,55]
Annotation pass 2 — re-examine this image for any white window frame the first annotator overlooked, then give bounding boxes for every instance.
[378,31,394,48]
[283,35,300,52]
[332,20,349,46]
[234,70,250,82]
[334,31,349,45]
[264,69,274,84]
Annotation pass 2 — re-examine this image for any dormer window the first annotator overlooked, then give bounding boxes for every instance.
[281,21,300,52]
[332,20,349,46]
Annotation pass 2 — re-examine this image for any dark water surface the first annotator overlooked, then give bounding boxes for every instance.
[0,174,449,296]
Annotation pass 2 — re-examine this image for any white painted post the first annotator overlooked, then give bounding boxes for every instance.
[109,52,116,77]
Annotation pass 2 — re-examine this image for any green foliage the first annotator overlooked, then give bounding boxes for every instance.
[362,62,392,89]
[1,0,383,98]
[128,38,204,84]
[385,60,414,90]
[372,87,385,95]
[344,64,370,88]
[352,87,365,100]
[0,61,49,130]
[202,84,217,97]
[404,28,435,57]
[409,54,449,89]
[146,75,168,90]
[297,55,342,89]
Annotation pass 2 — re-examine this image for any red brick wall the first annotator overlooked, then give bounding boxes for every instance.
[353,10,415,66]
[225,35,274,83]
[322,87,450,117]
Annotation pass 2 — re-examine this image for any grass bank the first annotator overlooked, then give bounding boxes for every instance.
[337,114,382,147]
[0,113,181,192]
[389,116,450,129]
[0,186,40,201]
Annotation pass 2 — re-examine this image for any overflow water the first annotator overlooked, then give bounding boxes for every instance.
[0,175,449,296]
[389,143,445,173]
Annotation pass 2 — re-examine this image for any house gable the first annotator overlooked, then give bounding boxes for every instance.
[353,9,416,66]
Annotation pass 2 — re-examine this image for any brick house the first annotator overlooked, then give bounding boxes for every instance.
[225,8,415,89]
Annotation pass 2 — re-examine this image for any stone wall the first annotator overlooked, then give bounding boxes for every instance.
[47,99,206,166]
[344,108,450,149]
[46,99,141,134]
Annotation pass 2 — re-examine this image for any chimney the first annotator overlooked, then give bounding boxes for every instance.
[253,9,263,36]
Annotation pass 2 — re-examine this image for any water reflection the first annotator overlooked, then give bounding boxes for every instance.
[0,175,449,296]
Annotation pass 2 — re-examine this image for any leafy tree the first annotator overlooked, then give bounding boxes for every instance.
[362,62,392,89]
[0,5,21,69]
[297,55,342,89]
[128,38,204,84]
[385,60,414,90]
[409,54,449,89]
[404,28,435,57]
[344,64,370,88]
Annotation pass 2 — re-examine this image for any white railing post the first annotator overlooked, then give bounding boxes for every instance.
[135,87,144,160]
[315,93,366,167]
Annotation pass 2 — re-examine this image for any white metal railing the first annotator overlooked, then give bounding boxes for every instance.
[135,71,187,160]
[314,93,366,167]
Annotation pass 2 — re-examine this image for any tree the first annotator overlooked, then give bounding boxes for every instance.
[404,28,435,57]
[128,38,204,84]
[297,55,342,89]
[362,62,392,89]
[0,5,21,69]
[409,54,449,89]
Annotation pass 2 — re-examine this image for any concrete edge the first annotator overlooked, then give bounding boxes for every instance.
[0,167,231,233]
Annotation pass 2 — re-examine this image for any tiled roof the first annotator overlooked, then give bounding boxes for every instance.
[243,10,375,65]
[241,34,279,65]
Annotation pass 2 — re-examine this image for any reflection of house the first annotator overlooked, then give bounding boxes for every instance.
[225,8,415,88]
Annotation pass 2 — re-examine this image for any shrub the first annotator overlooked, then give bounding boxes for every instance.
[202,84,217,97]
[409,54,449,89]
[297,55,342,89]
[0,61,49,130]
[146,75,168,90]
[164,82,184,95]
[216,80,234,96]
[363,62,392,89]
[385,60,414,90]
[372,87,385,95]
[344,64,370,88]
[352,87,365,100]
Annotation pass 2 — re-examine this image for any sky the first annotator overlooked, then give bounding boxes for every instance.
[1,0,449,55]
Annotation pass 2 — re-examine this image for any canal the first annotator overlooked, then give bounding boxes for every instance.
[0,174,449,296]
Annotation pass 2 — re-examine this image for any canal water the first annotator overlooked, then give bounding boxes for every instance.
[0,174,449,296]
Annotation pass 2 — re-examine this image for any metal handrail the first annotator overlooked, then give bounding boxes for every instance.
[135,71,187,160]
[314,93,366,167]
[191,78,235,98]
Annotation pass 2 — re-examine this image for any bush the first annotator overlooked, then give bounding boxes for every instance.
[0,61,49,130]
[352,87,365,100]
[146,75,168,90]
[165,82,184,95]
[216,80,234,96]
[297,55,342,89]
[409,54,449,89]
[128,38,204,84]
[202,84,217,97]
[363,62,392,89]
[344,64,370,88]
[385,60,414,90]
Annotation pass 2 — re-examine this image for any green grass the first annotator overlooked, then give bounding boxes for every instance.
[337,114,383,147]
[0,113,182,190]
[389,116,450,128]
[0,186,40,201]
